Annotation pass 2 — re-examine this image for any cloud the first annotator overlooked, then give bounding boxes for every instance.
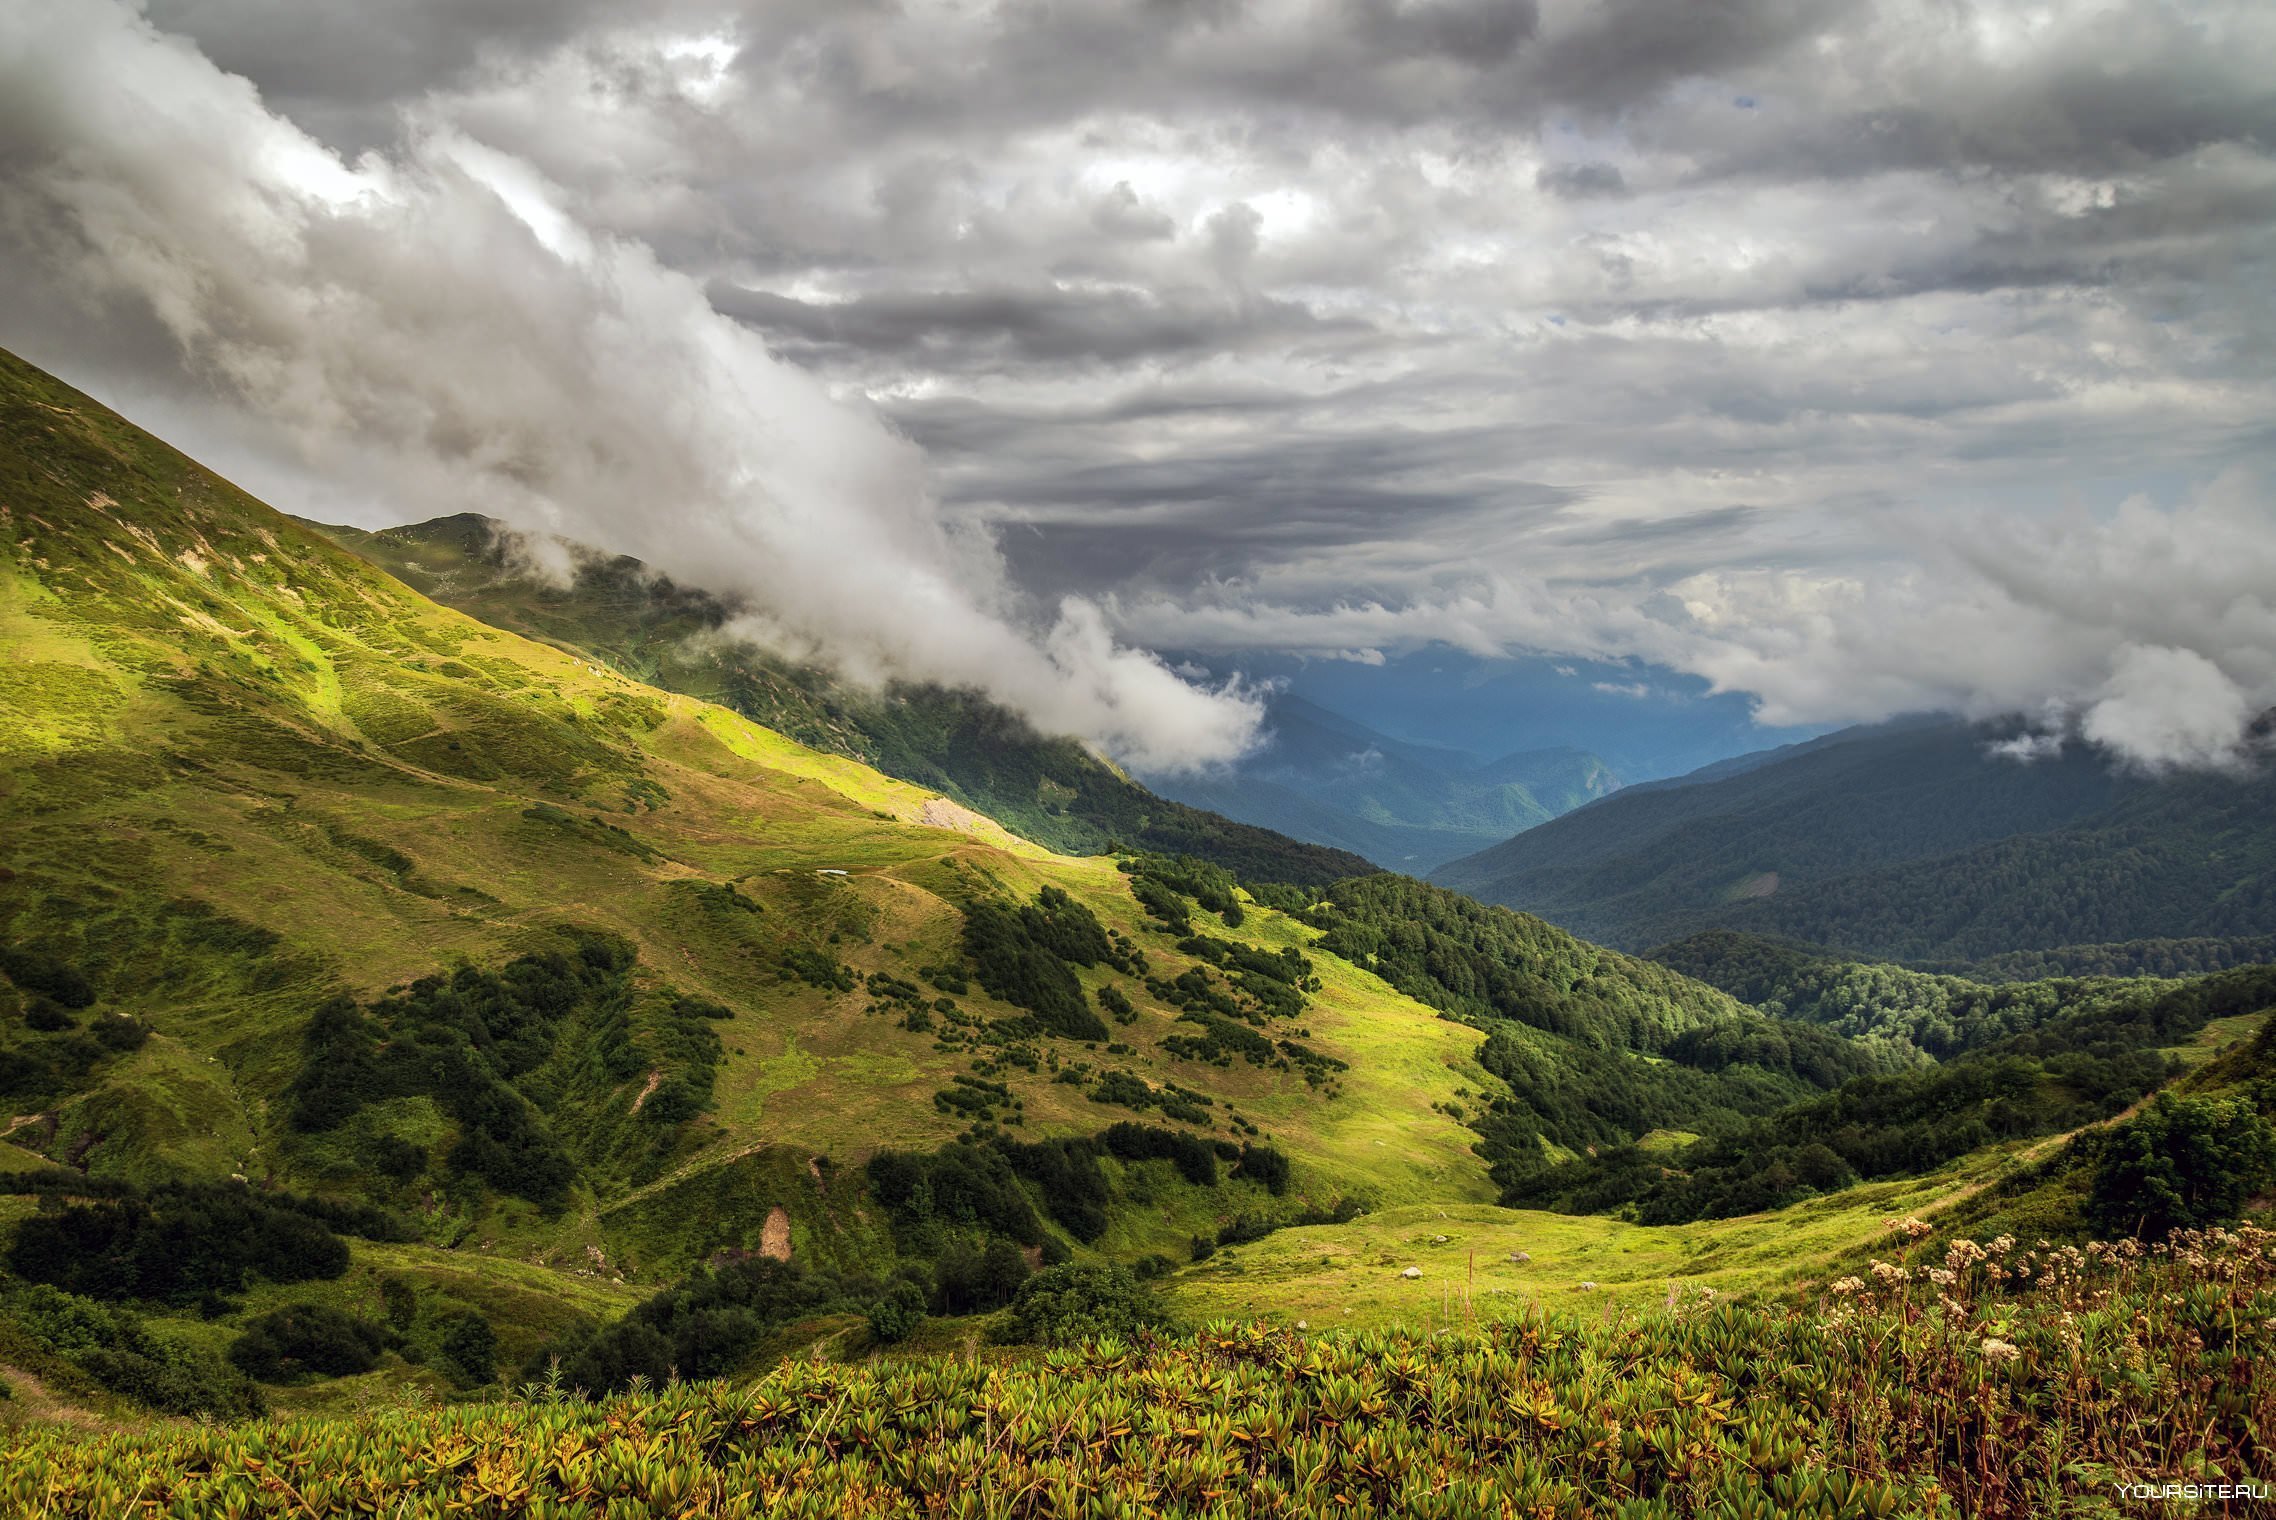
[2079,646,2258,775]
[1111,472,2276,772]
[0,0,1259,771]
[6,0,2273,779]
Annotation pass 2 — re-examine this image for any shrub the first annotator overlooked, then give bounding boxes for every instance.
[229,1304,385,1382]
[959,900,1109,1042]
[934,1237,1031,1315]
[1234,1142,1292,1196]
[10,1285,262,1418]
[437,1310,498,1388]
[867,1281,926,1345]
[2089,1093,2276,1239]
[996,1264,1171,1347]
[0,944,96,1008]
[1100,1122,1218,1186]
[8,1186,350,1302]
[23,997,74,1032]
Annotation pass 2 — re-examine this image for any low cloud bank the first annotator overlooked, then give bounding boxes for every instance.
[0,1,1260,772]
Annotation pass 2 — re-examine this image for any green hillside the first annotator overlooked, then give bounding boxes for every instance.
[0,344,1925,1423]
[307,512,1372,886]
[1434,716,2276,964]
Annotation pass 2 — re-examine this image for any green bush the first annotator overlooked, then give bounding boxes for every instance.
[437,1310,497,1388]
[996,1264,1170,1347]
[10,1285,262,1417]
[229,1304,385,1382]
[866,1281,926,1345]
[2089,1093,2276,1239]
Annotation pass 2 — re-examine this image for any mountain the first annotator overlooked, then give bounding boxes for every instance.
[1148,693,1621,871]
[1175,647,1828,782]
[305,512,1373,887]
[1434,716,2276,964]
[5,347,2273,1504]
[0,344,1905,1416]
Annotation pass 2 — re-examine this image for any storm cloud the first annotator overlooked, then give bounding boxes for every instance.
[3,0,2273,770]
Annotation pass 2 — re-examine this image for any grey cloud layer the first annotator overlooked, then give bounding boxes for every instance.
[23,0,2276,769]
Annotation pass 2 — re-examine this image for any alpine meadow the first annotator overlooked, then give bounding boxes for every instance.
[5,3,2276,1518]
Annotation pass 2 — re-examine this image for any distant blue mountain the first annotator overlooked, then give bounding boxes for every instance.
[1169,647,1826,784]
[1145,693,1621,872]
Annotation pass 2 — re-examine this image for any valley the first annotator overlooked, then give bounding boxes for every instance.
[2,344,2272,1515]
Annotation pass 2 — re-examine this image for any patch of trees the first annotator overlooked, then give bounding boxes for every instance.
[1090,1071,1213,1125]
[228,1303,385,1382]
[1120,854,1245,931]
[2088,1093,2276,1239]
[959,888,1133,1042]
[996,1263,1170,1347]
[544,1256,889,1394]
[1173,935,1313,1022]
[780,946,856,992]
[0,942,96,1007]
[6,1182,367,1304]
[5,1284,263,1418]
[1941,935,2276,983]
[1650,929,2152,1060]
[1099,1122,1229,1188]
[285,931,722,1210]
[1307,876,1785,1055]
[1503,966,2276,1223]
[870,1122,1275,1255]
[0,1014,150,1105]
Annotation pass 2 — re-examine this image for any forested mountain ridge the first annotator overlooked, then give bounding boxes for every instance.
[1433,715,2276,963]
[308,512,1372,887]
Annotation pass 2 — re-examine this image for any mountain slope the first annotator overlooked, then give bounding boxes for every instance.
[1150,693,1620,871]
[1434,717,2276,963]
[306,513,1373,885]
[0,346,1473,1267]
[0,343,1855,1311]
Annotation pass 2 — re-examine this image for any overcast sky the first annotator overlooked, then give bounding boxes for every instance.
[2,1,2272,772]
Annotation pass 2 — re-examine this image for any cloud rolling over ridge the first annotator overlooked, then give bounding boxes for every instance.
[0,0,1261,771]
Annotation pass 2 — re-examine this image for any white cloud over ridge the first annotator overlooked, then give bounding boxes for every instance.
[0,0,1261,771]
[0,0,2271,776]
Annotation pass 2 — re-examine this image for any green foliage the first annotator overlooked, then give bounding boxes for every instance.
[779,946,855,992]
[958,893,1116,1042]
[0,942,96,1008]
[7,1184,352,1303]
[1233,1142,1291,1196]
[933,1237,1033,1315]
[15,1229,2276,1518]
[7,1284,264,1418]
[1651,929,2149,1060]
[2089,1093,2276,1239]
[285,933,721,1211]
[866,1280,927,1345]
[867,1142,1048,1250]
[1100,1122,1222,1187]
[436,1309,499,1389]
[546,1257,880,1394]
[1513,965,2276,1223]
[996,1263,1171,1347]
[228,1303,386,1383]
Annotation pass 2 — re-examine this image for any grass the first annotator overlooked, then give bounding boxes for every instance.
[1165,1157,1995,1329]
